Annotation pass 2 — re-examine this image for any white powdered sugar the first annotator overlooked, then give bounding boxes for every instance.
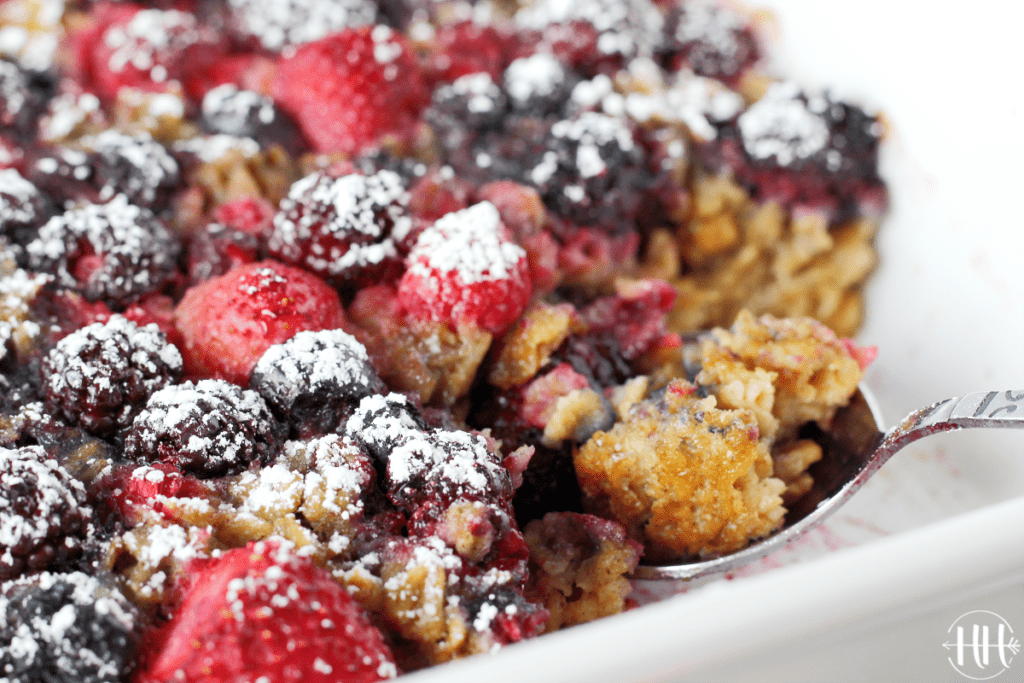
[515,0,664,58]
[0,267,49,361]
[407,202,525,284]
[504,53,565,106]
[84,130,180,205]
[387,429,506,501]
[448,72,502,114]
[253,329,373,397]
[673,0,749,74]
[228,0,377,51]
[737,81,830,166]
[272,170,412,277]
[173,134,261,162]
[102,8,210,81]
[0,168,40,225]
[547,111,634,179]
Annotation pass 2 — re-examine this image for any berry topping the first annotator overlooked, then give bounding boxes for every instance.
[344,392,427,467]
[387,429,512,514]
[398,201,532,335]
[0,446,90,581]
[0,571,139,682]
[503,52,576,116]
[174,260,347,386]
[250,329,386,439]
[0,168,51,247]
[123,378,284,477]
[41,315,183,437]
[701,81,887,218]
[185,220,260,285]
[25,195,180,311]
[227,0,379,52]
[515,0,665,73]
[267,170,413,287]
[661,0,761,83]
[86,130,181,209]
[0,59,52,140]
[528,111,649,232]
[200,83,305,154]
[80,4,222,102]
[271,26,429,155]
[427,20,514,84]
[136,540,398,683]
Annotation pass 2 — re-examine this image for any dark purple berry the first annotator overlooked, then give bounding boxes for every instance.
[660,0,760,84]
[186,221,260,285]
[41,315,183,437]
[250,329,386,439]
[0,570,139,682]
[0,59,54,141]
[123,379,285,478]
[344,392,426,467]
[88,130,181,210]
[503,52,577,117]
[0,446,90,581]
[0,169,53,248]
[25,195,181,311]
[200,83,306,155]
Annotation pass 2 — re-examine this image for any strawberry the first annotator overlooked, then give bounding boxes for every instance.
[136,540,398,683]
[397,201,532,335]
[271,27,429,156]
[174,260,347,386]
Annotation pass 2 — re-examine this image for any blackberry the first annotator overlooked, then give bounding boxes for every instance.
[25,147,97,209]
[512,441,583,527]
[514,0,665,75]
[427,72,509,154]
[0,571,139,683]
[0,59,53,141]
[227,0,379,51]
[25,194,181,311]
[503,52,577,117]
[87,130,181,210]
[266,170,413,287]
[386,429,511,513]
[344,392,427,467]
[0,169,52,248]
[0,446,90,581]
[123,379,285,478]
[463,115,553,185]
[41,315,183,437]
[701,81,887,219]
[200,83,306,155]
[250,329,386,439]
[660,0,761,84]
[185,220,260,285]
[527,111,651,233]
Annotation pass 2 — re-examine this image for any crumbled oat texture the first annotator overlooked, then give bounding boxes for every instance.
[575,380,785,560]
[697,309,864,440]
[524,512,641,632]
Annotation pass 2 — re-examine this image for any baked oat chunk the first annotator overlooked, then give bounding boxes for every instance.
[123,379,285,478]
[41,315,183,437]
[0,445,91,580]
[0,265,49,364]
[0,571,139,683]
[524,511,641,632]
[695,309,869,441]
[250,329,386,438]
[25,194,180,311]
[574,379,785,560]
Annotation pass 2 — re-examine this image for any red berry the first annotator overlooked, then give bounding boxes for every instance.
[271,27,429,156]
[137,540,398,683]
[398,202,532,335]
[427,21,514,84]
[174,260,347,386]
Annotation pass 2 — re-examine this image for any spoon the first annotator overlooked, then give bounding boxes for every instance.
[633,388,1024,580]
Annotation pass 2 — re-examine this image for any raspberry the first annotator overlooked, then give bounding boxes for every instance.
[0,446,90,581]
[271,26,429,155]
[86,130,181,210]
[100,462,215,526]
[0,168,52,248]
[227,0,380,52]
[73,2,224,102]
[123,378,285,478]
[25,195,181,311]
[398,201,532,335]
[266,170,413,287]
[136,541,398,683]
[427,21,514,84]
[250,329,386,439]
[200,83,306,155]
[174,260,347,386]
[41,315,183,437]
[212,195,275,237]
[0,571,139,682]
[660,0,761,84]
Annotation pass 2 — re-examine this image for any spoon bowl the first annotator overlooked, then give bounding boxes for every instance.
[633,388,1024,580]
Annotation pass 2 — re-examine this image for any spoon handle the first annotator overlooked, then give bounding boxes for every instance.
[878,389,1024,460]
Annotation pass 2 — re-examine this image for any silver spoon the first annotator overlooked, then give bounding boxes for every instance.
[633,388,1024,580]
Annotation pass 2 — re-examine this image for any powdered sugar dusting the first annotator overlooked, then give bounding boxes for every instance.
[228,0,377,51]
[738,81,830,166]
[408,202,525,284]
